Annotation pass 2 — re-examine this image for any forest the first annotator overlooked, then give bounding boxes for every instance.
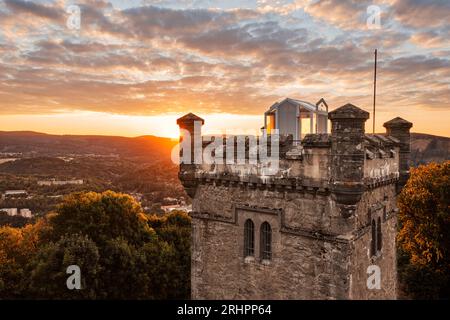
[0,191,191,299]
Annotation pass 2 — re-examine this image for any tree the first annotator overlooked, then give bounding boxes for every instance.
[398,161,450,299]
[27,233,100,299]
[148,210,191,299]
[0,212,33,228]
[0,220,47,298]
[49,191,154,246]
[0,226,26,298]
[0,191,192,299]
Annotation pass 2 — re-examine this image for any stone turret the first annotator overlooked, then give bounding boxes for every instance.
[328,103,369,217]
[177,113,204,197]
[383,117,413,191]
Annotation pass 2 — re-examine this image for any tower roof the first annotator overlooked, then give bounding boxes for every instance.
[266,98,328,115]
[328,103,369,120]
[176,113,205,125]
[383,117,412,129]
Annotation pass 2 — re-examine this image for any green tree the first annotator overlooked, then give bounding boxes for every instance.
[0,191,192,299]
[148,210,191,299]
[27,233,100,299]
[45,191,161,299]
[398,161,450,299]
[49,191,154,246]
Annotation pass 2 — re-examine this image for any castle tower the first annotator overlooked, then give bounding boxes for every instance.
[177,103,410,299]
[383,117,413,191]
[177,113,204,198]
[328,103,369,219]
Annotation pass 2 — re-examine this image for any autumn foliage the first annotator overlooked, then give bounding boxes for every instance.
[397,161,450,298]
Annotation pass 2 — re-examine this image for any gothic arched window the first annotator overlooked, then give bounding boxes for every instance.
[377,217,382,251]
[244,219,255,257]
[371,219,377,257]
[260,222,272,260]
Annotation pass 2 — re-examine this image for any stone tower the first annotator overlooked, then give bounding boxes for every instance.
[177,103,412,299]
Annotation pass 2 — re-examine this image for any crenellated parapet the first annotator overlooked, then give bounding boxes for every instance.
[363,134,401,189]
[176,104,411,217]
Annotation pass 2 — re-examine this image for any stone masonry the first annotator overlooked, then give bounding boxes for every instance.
[177,104,412,299]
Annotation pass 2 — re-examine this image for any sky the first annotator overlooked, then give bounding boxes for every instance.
[0,0,449,138]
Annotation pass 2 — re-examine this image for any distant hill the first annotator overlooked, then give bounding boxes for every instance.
[0,132,184,208]
[0,131,178,161]
[410,133,450,166]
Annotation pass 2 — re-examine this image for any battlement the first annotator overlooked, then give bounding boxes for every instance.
[178,102,412,300]
[178,103,411,215]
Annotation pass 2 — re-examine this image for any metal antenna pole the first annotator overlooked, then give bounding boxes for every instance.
[373,49,377,134]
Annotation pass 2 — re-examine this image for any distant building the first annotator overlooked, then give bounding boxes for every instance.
[0,208,32,218]
[163,197,178,204]
[37,179,83,186]
[161,204,192,213]
[48,195,64,199]
[0,158,17,165]
[3,190,28,199]
[0,208,18,216]
[19,208,32,218]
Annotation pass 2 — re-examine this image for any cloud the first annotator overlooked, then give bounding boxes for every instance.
[119,5,260,41]
[3,0,64,21]
[304,0,371,29]
[0,0,448,121]
[410,31,450,48]
[392,0,450,28]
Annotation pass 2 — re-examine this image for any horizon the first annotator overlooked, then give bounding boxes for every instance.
[1,123,449,140]
[1,107,450,138]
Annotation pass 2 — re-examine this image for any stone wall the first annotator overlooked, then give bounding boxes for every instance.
[191,182,398,300]
[191,204,352,299]
[349,184,398,299]
[192,184,334,233]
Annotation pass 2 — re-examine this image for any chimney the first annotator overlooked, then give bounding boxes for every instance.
[328,103,369,217]
[383,117,413,191]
